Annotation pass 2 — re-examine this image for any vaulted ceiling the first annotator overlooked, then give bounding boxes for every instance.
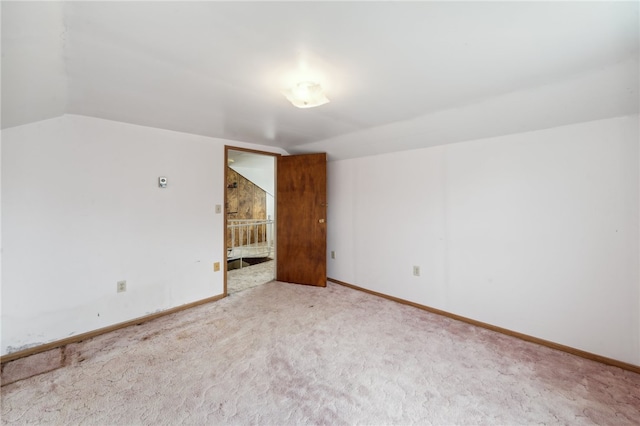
[2,1,638,159]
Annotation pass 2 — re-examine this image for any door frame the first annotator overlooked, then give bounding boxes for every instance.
[224,146,280,296]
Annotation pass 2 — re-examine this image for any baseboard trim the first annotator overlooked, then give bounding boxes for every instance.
[1,293,226,364]
[328,278,640,375]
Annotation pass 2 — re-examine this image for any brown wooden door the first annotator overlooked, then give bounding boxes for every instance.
[276,153,327,287]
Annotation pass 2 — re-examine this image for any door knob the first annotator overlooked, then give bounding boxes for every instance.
[319,219,325,223]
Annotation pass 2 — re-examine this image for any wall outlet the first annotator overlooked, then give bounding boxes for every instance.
[331,251,336,259]
[413,266,420,277]
[117,280,127,293]
[213,262,221,272]
[215,204,222,214]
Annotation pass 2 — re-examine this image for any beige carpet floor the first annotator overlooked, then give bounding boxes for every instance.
[2,281,639,425]
[227,260,274,294]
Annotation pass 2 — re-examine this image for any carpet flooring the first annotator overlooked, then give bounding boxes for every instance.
[227,259,274,294]
[2,281,639,425]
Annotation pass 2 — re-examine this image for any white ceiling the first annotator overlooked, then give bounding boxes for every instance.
[2,1,638,160]
[228,149,275,196]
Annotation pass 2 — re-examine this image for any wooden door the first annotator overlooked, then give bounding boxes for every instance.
[276,153,327,287]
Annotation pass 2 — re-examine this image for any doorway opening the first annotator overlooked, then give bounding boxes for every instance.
[224,147,278,295]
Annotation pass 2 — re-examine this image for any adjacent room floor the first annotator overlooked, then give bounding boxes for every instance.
[226,259,274,294]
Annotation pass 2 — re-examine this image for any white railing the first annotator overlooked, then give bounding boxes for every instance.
[227,219,274,266]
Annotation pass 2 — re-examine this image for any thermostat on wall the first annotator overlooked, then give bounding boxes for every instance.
[158,176,167,188]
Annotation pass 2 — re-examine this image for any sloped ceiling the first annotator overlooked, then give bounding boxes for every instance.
[2,1,638,159]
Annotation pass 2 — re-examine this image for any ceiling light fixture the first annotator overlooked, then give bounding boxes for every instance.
[283,81,330,108]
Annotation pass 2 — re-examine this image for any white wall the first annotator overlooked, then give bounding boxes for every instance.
[327,115,640,365]
[1,114,285,355]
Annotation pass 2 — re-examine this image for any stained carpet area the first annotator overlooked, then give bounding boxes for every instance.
[2,282,639,425]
